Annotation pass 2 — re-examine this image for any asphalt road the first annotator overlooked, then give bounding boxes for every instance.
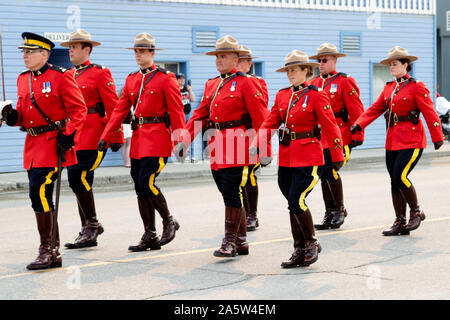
[1,155,450,300]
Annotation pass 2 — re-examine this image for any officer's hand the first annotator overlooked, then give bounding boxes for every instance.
[248,145,258,156]
[97,139,108,152]
[434,141,444,150]
[332,161,344,171]
[0,100,13,119]
[350,124,362,134]
[349,140,363,148]
[0,100,18,126]
[110,143,123,152]
[57,130,76,151]
[260,156,272,167]
[174,142,187,162]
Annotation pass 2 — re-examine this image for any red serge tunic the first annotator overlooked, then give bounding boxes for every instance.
[356,74,443,150]
[184,69,269,170]
[16,63,87,169]
[254,82,344,167]
[67,59,124,151]
[100,65,185,159]
[310,71,365,148]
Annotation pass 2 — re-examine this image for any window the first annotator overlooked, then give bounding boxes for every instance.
[340,32,362,56]
[371,63,391,104]
[192,26,219,53]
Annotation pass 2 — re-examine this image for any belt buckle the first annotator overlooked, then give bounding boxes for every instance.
[290,131,296,140]
[215,123,220,131]
[138,117,144,125]
[393,113,399,123]
[28,128,36,136]
[54,120,61,128]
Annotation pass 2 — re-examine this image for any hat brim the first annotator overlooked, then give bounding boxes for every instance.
[60,40,102,47]
[310,52,347,60]
[125,47,163,50]
[18,44,50,51]
[205,49,246,56]
[380,55,418,65]
[239,55,259,59]
[276,62,319,72]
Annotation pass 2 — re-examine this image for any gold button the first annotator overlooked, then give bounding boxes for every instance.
[412,127,415,130]
[392,103,395,106]
[34,78,37,81]
[131,93,134,96]
[290,115,293,117]
[218,92,220,95]
[30,121,33,124]
[151,91,154,94]
[279,108,282,111]
[215,104,218,107]
[82,86,86,89]
[230,95,233,97]
[139,101,142,103]
[45,94,49,97]
[291,125,294,128]
[215,117,218,120]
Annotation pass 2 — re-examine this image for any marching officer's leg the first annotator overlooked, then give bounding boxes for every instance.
[245,163,260,231]
[65,150,106,249]
[26,167,62,270]
[128,158,161,251]
[315,149,335,230]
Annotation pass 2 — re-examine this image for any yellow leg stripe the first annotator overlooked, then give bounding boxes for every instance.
[81,170,91,192]
[249,163,260,187]
[332,168,339,180]
[343,145,350,165]
[239,166,249,207]
[149,157,166,196]
[299,166,319,211]
[89,151,104,171]
[401,148,420,189]
[39,167,57,213]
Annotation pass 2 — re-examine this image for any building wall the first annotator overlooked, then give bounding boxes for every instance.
[436,0,450,98]
[0,0,436,172]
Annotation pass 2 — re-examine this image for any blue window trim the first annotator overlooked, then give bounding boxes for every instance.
[340,31,362,56]
[192,26,219,53]
[253,60,265,78]
[369,60,374,105]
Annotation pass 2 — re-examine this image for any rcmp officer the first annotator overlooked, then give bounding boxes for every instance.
[60,29,124,249]
[309,43,365,230]
[98,33,185,251]
[351,46,444,236]
[236,44,269,232]
[250,50,344,267]
[0,33,87,270]
[175,35,269,258]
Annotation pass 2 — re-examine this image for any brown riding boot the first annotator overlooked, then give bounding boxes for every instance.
[214,207,243,257]
[27,211,62,270]
[245,185,259,231]
[382,192,410,236]
[294,209,321,266]
[152,192,180,246]
[65,190,104,249]
[401,185,426,232]
[328,177,347,229]
[236,206,249,255]
[128,197,161,252]
[315,182,335,230]
[281,214,305,268]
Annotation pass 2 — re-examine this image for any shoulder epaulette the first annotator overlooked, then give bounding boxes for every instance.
[157,67,171,75]
[236,71,250,78]
[308,85,321,92]
[91,63,105,70]
[410,77,418,83]
[279,86,291,91]
[48,64,67,73]
[208,75,220,81]
[128,70,139,77]
[337,72,349,78]
[20,69,31,75]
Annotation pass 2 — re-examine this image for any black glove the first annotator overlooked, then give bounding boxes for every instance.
[97,139,108,152]
[349,140,363,148]
[350,124,361,134]
[110,143,123,152]
[260,156,272,167]
[57,130,75,150]
[332,161,344,171]
[1,101,19,126]
[174,142,187,162]
[434,141,444,150]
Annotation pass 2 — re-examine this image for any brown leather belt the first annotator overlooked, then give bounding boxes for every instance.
[87,107,99,114]
[208,119,245,131]
[289,130,315,140]
[26,120,66,136]
[385,113,414,128]
[131,116,165,130]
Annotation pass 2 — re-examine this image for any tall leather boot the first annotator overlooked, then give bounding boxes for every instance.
[27,211,62,270]
[214,207,242,257]
[328,177,347,229]
[281,214,305,268]
[128,197,161,252]
[401,185,426,231]
[236,206,249,255]
[65,190,104,249]
[382,192,410,236]
[245,185,259,231]
[315,181,335,230]
[151,192,180,246]
[294,209,321,266]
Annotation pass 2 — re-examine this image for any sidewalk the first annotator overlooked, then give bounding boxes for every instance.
[1,143,450,193]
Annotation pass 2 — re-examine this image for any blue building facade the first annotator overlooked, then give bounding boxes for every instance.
[0,0,437,172]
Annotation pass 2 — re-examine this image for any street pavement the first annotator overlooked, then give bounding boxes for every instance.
[1,145,450,300]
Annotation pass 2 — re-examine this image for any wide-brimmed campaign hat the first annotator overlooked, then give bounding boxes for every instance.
[205,35,246,56]
[379,46,418,65]
[238,45,259,59]
[18,32,55,51]
[276,50,319,72]
[60,29,101,47]
[125,33,163,50]
[309,43,346,60]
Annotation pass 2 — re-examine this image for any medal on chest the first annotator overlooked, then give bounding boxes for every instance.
[42,81,51,93]
[330,83,337,98]
[302,96,309,109]
[230,81,236,92]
